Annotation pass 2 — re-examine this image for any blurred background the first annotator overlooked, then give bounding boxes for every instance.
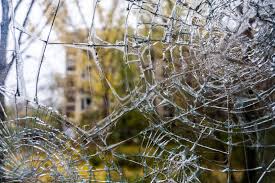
[1,0,274,182]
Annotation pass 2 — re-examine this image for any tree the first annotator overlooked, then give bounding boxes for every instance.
[0,0,10,121]
[0,0,35,120]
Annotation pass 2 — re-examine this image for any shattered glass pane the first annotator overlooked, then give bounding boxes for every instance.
[0,0,274,182]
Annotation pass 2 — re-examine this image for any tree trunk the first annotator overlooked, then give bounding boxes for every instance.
[0,0,9,119]
[0,0,9,77]
[0,1,9,181]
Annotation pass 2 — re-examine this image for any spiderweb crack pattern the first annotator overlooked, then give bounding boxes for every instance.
[0,0,274,182]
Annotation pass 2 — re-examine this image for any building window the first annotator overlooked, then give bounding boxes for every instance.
[66,105,75,112]
[81,71,88,79]
[81,65,91,80]
[67,96,75,103]
[67,65,76,71]
[67,78,75,87]
[67,59,76,72]
[81,97,91,110]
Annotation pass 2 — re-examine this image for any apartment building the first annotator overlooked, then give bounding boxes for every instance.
[63,31,92,123]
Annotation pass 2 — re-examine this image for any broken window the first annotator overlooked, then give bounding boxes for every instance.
[0,0,274,182]
[81,96,91,110]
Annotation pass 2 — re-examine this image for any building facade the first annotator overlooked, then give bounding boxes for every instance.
[64,31,92,123]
